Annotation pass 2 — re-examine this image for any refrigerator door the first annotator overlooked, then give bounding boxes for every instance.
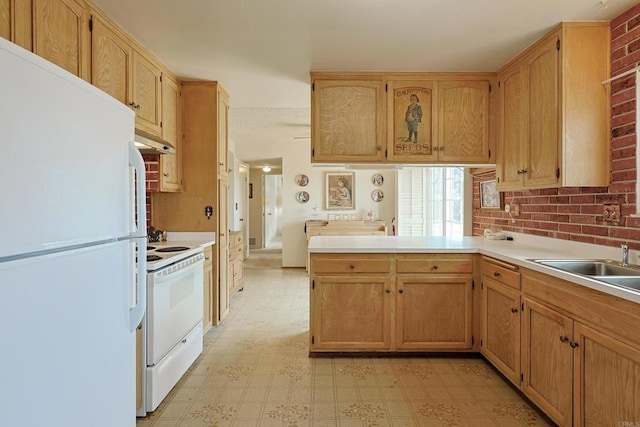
[0,241,136,427]
[0,37,135,258]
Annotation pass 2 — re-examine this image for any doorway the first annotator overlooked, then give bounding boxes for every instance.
[263,174,283,249]
[247,160,282,250]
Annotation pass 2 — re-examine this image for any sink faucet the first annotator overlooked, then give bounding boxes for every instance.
[622,244,629,266]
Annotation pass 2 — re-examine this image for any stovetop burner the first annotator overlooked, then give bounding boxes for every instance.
[155,246,190,253]
[147,255,163,262]
[147,246,156,251]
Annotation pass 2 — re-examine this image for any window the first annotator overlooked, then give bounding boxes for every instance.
[397,167,464,237]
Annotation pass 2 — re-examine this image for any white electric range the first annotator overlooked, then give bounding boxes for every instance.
[138,241,205,417]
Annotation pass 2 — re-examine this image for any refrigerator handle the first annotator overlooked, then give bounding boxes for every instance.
[128,142,147,331]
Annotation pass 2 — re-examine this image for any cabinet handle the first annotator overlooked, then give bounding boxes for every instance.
[570,341,579,348]
[385,289,391,294]
[433,146,439,151]
[511,307,518,313]
[493,271,500,277]
[517,169,523,175]
[398,289,404,294]
[163,172,169,177]
[205,256,210,260]
[559,336,569,343]
[440,146,445,151]
[349,264,355,269]
[432,265,439,270]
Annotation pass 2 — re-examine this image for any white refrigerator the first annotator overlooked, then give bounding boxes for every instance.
[0,38,146,426]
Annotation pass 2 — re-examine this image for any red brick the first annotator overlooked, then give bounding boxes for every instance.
[549,214,570,222]
[611,87,635,105]
[530,196,550,204]
[538,188,558,196]
[531,214,550,221]
[609,182,635,193]
[612,21,627,40]
[612,99,635,116]
[629,13,640,31]
[611,49,640,72]
[539,222,559,231]
[572,235,596,244]
[550,232,571,241]
[581,205,603,215]
[619,26,640,49]
[570,215,596,225]
[558,187,580,195]
[611,46,627,62]
[570,195,595,204]
[611,146,636,159]
[539,205,558,213]
[612,5,640,29]
[610,227,640,240]
[611,169,636,182]
[581,225,610,236]
[611,111,636,127]
[549,196,570,204]
[558,205,581,213]
[521,221,540,229]
[612,123,635,138]
[559,223,581,233]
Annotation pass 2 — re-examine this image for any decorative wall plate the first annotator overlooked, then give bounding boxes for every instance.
[296,174,309,186]
[371,174,384,186]
[371,189,384,202]
[296,191,310,203]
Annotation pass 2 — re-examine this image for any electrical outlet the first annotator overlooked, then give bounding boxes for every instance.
[603,204,620,222]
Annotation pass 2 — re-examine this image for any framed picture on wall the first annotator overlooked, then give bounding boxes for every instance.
[325,172,355,210]
[479,179,503,210]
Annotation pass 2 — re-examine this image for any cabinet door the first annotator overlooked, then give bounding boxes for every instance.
[312,79,386,163]
[396,276,473,350]
[386,80,437,162]
[438,80,490,163]
[573,323,640,426]
[481,278,521,385]
[496,62,524,191]
[33,0,90,80]
[90,15,131,105]
[217,88,229,176]
[217,178,229,321]
[311,275,392,351]
[159,74,181,191]
[132,50,162,136]
[203,263,213,333]
[0,0,32,50]
[524,35,559,188]
[522,298,573,426]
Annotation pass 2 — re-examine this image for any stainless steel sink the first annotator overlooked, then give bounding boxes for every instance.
[530,259,640,293]
[533,259,640,277]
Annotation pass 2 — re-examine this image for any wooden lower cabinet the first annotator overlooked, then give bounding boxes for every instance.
[202,245,214,333]
[574,322,640,426]
[521,298,573,426]
[311,275,392,351]
[229,231,244,297]
[481,277,521,385]
[396,276,473,350]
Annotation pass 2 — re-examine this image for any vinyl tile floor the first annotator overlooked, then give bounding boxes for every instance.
[137,248,553,427]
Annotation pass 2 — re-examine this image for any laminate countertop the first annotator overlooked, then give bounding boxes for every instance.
[307,232,640,305]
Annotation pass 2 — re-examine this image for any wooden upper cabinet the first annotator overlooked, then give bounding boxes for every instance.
[132,50,162,137]
[90,15,131,105]
[159,73,181,192]
[217,87,229,176]
[438,80,490,163]
[311,77,386,163]
[0,0,32,50]
[496,22,610,191]
[387,80,437,163]
[33,0,90,81]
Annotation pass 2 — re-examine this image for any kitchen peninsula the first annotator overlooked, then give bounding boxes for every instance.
[308,234,640,426]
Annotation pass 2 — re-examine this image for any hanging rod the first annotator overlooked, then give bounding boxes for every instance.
[602,66,640,85]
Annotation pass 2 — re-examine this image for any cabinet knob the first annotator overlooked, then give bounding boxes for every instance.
[559,336,569,343]
[493,271,500,277]
[398,289,404,294]
[205,256,210,260]
[128,102,136,108]
[511,307,518,313]
[569,341,579,348]
[432,265,439,270]
[440,146,445,151]
[349,264,355,269]
[163,172,169,177]
[433,146,439,151]
[385,289,391,294]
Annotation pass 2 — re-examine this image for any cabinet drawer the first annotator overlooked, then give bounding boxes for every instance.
[230,232,243,246]
[312,254,391,274]
[203,246,213,268]
[229,243,243,261]
[396,255,472,274]
[482,259,520,290]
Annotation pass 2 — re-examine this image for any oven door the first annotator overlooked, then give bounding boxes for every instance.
[146,256,204,365]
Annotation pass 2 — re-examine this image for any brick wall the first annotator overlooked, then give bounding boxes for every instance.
[143,154,159,224]
[472,4,640,249]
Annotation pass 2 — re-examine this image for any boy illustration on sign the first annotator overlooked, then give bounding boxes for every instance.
[404,94,422,142]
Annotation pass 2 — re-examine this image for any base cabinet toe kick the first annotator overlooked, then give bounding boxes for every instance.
[309,252,640,427]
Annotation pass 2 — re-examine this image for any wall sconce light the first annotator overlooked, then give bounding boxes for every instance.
[262,165,272,172]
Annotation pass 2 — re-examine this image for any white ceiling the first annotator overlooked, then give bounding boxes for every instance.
[92,0,634,160]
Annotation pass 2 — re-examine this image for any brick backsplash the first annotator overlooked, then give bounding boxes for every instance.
[143,154,159,225]
[473,3,640,249]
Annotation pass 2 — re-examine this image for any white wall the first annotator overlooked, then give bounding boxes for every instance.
[233,139,394,267]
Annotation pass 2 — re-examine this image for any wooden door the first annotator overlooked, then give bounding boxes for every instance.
[159,74,181,191]
[438,80,490,163]
[312,79,386,163]
[0,0,32,50]
[217,88,229,176]
[496,62,524,191]
[33,0,90,80]
[90,15,131,105]
[217,178,230,321]
[311,275,392,351]
[481,278,521,386]
[132,49,161,136]
[396,276,473,350]
[573,323,640,426]
[522,298,573,426]
[386,80,437,163]
[524,34,560,189]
